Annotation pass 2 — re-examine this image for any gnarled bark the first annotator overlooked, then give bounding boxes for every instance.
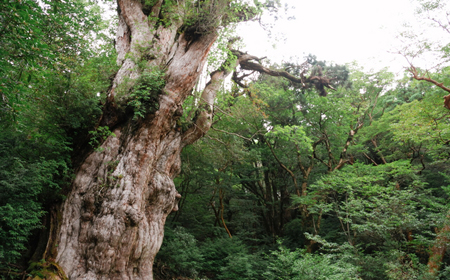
[51,1,240,279]
[47,1,337,278]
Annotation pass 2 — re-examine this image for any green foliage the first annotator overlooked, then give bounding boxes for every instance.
[217,251,263,280]
[295,161,439,244]
[2,0,450,278]
[0,0,115,274]
[200,237,261,279]
[264,242,359,280]
[389,90,450,160]
[165,55,450,279]
[267,125,313,153]
[89,126,116,150]
[384,250,433,280]
[182,0,262,35]
[0,131,68,266]
[26,259,68,280]
[128,68,165,120]
[0,0,104,124]
[156,225,267,280]
[157,227,204,278]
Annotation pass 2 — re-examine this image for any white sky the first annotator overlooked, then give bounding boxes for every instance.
[101,0,446,74]
[238,0,418,73]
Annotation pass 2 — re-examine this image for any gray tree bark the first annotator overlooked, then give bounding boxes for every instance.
[51,1,234,279]
[46,1,312,278]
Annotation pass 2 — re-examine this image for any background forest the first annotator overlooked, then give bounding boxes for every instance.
[1,0,450,279]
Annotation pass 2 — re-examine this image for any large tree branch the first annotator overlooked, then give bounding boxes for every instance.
[181,50,258,146]
[235,52,336,96]
[333,122,363,171]
[182,48,338,146]
[240,59,304,83]
[409,65,450,109]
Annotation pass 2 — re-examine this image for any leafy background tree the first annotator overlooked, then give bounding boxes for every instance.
[154,55,450,279]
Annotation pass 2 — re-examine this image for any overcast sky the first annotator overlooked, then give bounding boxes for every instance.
[101,1,446,74]
[238,0,417,73]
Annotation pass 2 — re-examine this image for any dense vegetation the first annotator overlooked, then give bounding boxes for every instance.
[1,0,449,279]
[0,0,117,277]
[154,61,450,280]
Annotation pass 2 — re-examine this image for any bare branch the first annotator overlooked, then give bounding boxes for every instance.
[430,17,450,35]
[211,127,260,141]
[409,65,450,109]
[233,51,336,96]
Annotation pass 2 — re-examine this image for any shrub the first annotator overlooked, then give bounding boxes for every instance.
[156,227,203,278]
[264,243,360,280]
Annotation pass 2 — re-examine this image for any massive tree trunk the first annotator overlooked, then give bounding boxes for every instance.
[51,1,238,279]
[45,2,331,278]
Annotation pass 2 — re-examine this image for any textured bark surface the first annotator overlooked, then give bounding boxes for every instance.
[50,2,328,278]
[53,1,225,279]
